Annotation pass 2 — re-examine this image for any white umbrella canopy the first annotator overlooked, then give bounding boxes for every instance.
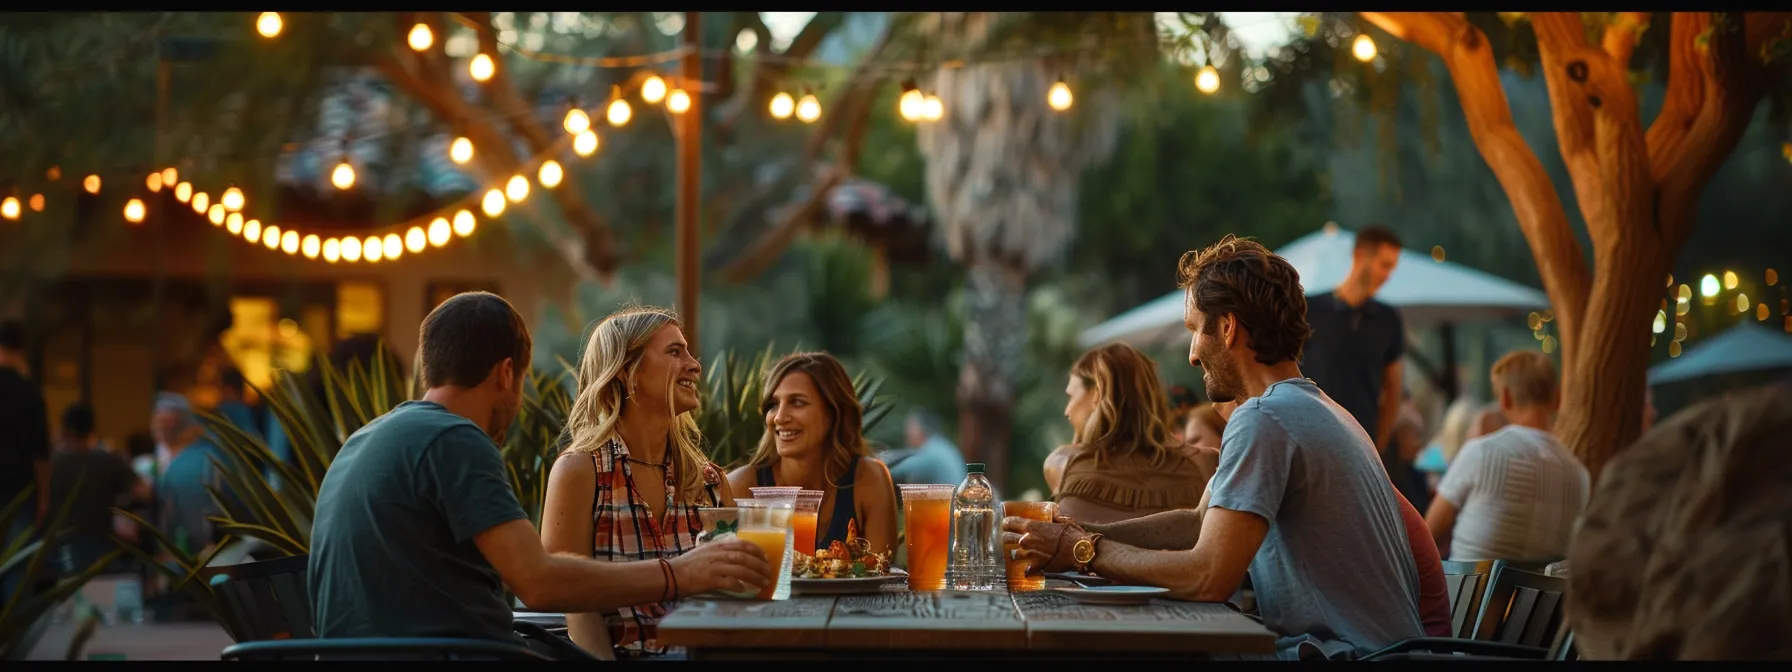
[1078,224,1553,349]
[1648,320,1792,385]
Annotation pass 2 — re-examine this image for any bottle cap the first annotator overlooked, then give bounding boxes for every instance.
[966,463,985,473]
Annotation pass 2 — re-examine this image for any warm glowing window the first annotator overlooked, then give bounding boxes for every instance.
[336,281,385,340]
[220,297,318,391]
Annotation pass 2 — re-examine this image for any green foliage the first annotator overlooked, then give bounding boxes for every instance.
[1,480,126,660]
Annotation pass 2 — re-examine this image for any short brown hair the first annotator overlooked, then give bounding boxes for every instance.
[419,291,532,388]
[1355,225,1402,252]
[1490,350,1557,407]
[1176,235,1312,365]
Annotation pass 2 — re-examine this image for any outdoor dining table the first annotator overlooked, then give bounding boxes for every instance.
[656,579,1277,660]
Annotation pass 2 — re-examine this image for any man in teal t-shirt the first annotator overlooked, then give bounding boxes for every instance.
[307,292,773,658]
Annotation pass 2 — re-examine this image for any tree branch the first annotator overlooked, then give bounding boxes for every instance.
[1601,12,1652,66]
[716,12,848,132]
[1361,11,1592,360]
[1532,13,1651,253]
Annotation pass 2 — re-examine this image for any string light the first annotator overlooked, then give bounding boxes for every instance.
[147,172,164,192]
[256,12,282,39]
[1195,65,1221,94]
[1047,79,1073,111]
[505,175,529,203]
[244,219,262,243]
[1352,34,1378,62]
[83,175,101,194]
[406,226,427,253]
[481,189,506,216]
[192,192,210,213]
[221,187,245,211]
[450,136,474,164]
[46,166,59,181]
[452,210,476,237]
[364,236,383,263]
[383,233,402,260]
[263,225,283,250]
[341,236,362,262]
[564,107,591,134]
[1723,270,1739,290]
[607,99,632,126]
[123,198,146,224]
[226,213,244,234]
[301,234,320,259]
[899,87,925,122]
[27,194,43,212]
[208,204,226,225]
[769,92,795,119]
[538,160,564,188]
[923,95,943,121]
[3,197,22,220]
[573,130,599,157]
[795,93,821,123]
[331,161,356,190]
[281,230,299,255]
[428,217,451,246]
[641,75,668,104]
[175,182,192,202]
[469,54,495,82]
[407,23,433,52]
[667,89,691,114]
[322,238,340,263]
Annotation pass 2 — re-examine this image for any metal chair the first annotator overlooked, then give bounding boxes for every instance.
[1439,560,1494,638]
[1365,563,1567,661]
[199,554,314,642]
[220,637,554,661]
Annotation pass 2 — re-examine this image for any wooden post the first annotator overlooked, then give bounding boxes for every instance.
[675,12,703,349]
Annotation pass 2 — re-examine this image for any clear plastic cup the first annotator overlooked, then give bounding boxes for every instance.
[899,484,956,591]
[736,499,796,600]
[793,490,825,555]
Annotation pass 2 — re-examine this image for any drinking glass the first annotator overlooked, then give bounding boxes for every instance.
[1002,501,1058,592]
[697,506,740,543]
[792,490,824,555]
[899,484,955,591]
[736,499,795,600]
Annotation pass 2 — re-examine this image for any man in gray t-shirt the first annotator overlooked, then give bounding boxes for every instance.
[1001,236,1423,659]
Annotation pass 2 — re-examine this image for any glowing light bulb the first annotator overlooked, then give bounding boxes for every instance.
[505,175,529,203]
[428,217,451,247]
[564,108,591,135]
[192,192,209,214]
[573,131,599,157]
[302,234,320,259]
[83,175,101,194]
[923,95,944,121]
[406,226,427,253]
[256,12,282,39]
[383,233,402,260]
[667,89,691,114]
[281,230,299,255]
[1700,273,1720,298]
[1,198,19,220]
[481,189,506,217]
[147,172,163,192]
[226,213,244,234]
[449,136,474,164]
[641,75,668,104]
[469,53,495,82]
[607,99,632,126]
[1653,310,1666,334]
[1352,34,1378,62]
[1047,80,1073,111]
[331,162,356,190]
[263,225,283,249]
[243,219,262,243]
[174,182,192,203]
[363,236,383,263]
[341,236,362,262]
[407,22,433,51]
[123,199,146,224]
[161,167,178,185]
[538,160,563,188]
[1723,270,1738,290]
[898,89,925,121]
[323,238,341,263]
[208,204,226,225]
[795,94,821,123]
[27,194,42,212]
[1195,65,1221,94]
[221,187,245,212]
[769,92,795,119]
[453,210,476,237]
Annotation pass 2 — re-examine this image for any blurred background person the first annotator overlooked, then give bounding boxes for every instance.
[881,409,967,487]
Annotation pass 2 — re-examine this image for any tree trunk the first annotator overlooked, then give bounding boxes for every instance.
[956,263,1028,490]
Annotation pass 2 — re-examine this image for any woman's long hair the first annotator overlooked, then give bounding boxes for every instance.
[744,352,870,488]
[562,305,710,502]
[1070,343,1179,467]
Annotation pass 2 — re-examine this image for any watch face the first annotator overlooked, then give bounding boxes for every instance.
[1074,539,1095,563]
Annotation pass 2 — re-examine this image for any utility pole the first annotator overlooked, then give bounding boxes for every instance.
[675,12,703,349]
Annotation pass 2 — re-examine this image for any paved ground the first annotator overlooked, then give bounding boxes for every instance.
[22,574,233,661]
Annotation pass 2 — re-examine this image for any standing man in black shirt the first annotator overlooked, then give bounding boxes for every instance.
[1301,227,1429,511]
[0,318,51,604]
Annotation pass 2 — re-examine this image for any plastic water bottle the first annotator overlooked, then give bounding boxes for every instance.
[947,463,1003,591]
[115,579,145,625]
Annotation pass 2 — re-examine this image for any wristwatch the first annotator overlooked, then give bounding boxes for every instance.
[1073,533,1105,574]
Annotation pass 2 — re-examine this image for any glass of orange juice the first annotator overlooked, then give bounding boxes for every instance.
[736,499,795,600]
[1002,501,1058,592]
[793,490,824,555]
[899,484,954,591]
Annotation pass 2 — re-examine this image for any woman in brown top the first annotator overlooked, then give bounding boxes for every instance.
[1043,343,1212,525]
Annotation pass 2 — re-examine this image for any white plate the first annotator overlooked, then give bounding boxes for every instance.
[1045,571,1111,586]
[1050,585,1169,606]
[792,569,908,595]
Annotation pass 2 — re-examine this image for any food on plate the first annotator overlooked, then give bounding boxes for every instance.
[791,519,892,579]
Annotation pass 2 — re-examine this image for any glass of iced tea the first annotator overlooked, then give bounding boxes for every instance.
[899,484,955,591]
[1002,501,1058,592]
[793,490,824,555]
[736,499,795,600]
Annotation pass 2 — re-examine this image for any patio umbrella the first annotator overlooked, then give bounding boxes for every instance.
[1078,224,1552,349]
[1648,320,1792,385]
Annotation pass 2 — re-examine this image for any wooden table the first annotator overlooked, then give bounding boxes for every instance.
[658,582,1277,660]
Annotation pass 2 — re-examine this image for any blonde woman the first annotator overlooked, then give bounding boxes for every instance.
[1042,343,1208,525]
[540,306,739,660]
[725,352,898,556]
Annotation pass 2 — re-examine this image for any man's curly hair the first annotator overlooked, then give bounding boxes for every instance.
[1176,235,1312,365]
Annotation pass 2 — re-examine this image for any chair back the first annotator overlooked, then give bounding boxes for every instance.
[1469,564,1567,648]
[220,638,554,661]
[1439,559,1494,638]
[200,554,313,642]
[1549,626,1578,661]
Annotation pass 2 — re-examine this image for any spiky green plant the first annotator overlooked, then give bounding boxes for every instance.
[1,479,127,660]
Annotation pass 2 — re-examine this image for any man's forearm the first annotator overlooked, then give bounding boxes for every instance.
[1083,509,1204,551]
[1088,542,1233,602]
[519,553,672,614]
